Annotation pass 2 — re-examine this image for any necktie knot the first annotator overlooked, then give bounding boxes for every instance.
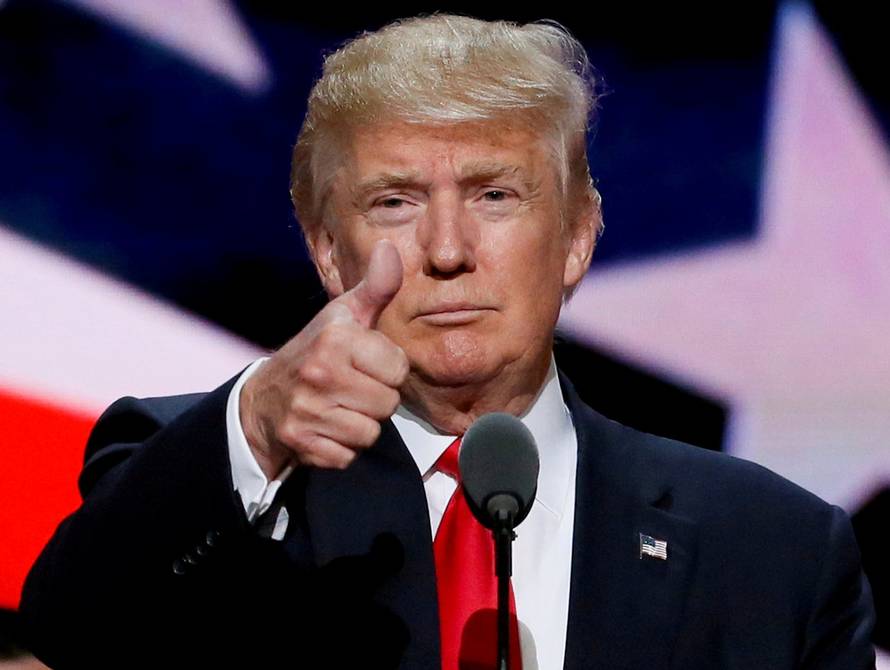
[435,437,462,480]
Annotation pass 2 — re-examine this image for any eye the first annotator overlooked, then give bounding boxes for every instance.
[482,190,508,202]
[367,194,418,227]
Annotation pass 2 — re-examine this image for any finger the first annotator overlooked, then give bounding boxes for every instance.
[330,371,401,420]
[316,406,382,449]
[350,330,410,388]
[295,435,359,470]
[338,239,403,328]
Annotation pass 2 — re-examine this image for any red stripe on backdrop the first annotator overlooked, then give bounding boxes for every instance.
[0,388,96,609]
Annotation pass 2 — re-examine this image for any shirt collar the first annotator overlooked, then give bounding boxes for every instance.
[391,357,576,517]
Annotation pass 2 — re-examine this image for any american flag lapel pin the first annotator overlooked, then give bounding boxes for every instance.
[639,533,668,560]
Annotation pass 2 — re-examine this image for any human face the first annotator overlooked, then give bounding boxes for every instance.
[313,121,594,395]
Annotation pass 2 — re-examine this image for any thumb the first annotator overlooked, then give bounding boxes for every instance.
[339,239,403,328]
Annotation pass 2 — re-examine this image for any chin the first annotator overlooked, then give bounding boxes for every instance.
[411,331,502,388]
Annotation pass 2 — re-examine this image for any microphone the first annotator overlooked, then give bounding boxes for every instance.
[458,412,539,670]
[459,412,540,531]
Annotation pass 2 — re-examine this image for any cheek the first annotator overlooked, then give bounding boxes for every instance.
[520,251,569,329]
[335,251,367,291]
[331,225,396,291]
[494,229,566,291]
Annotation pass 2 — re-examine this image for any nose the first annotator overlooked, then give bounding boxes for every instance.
[418,191,477,277]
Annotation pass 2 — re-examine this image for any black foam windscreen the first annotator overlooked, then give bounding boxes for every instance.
[459,413,540,530]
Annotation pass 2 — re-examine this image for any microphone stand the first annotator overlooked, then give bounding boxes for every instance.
[492,503,517,670]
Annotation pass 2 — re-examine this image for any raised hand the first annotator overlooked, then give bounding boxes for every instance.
[239,240,409,477]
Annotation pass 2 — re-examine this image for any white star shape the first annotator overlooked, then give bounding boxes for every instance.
[561,4,890,513]
[61,0,271,93]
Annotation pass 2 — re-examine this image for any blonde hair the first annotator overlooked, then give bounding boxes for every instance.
[290,14,603,236]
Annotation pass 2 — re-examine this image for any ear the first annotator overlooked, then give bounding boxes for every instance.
[562,186,600,291]
[307,225,346,298]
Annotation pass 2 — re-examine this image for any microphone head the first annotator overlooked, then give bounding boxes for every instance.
[459,413,540,530]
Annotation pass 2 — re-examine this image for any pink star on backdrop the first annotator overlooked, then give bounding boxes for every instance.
[561,4,890,512]
[62,0,271,92]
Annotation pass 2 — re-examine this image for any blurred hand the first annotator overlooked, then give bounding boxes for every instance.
[239,240,408,477]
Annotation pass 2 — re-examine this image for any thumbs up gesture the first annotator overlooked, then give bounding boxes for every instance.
[239,240,409,476]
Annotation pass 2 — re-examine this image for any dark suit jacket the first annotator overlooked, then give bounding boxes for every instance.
[21,371,875,669]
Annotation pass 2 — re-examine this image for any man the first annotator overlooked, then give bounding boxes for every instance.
[21,14,875,670]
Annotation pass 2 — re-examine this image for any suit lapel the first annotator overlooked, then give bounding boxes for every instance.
[562,380,699,670]
[302,420,441,669]
[282,376,699,669]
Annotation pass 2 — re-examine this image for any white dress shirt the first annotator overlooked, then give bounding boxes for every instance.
[225,357,578,670]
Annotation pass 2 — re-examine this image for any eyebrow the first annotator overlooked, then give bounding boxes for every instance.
[457,160,520,181]
[458,161,539,193]
[351,161,539,201]
[352,172,426,201]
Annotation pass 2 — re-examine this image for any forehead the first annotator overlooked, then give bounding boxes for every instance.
[339,121,557,184]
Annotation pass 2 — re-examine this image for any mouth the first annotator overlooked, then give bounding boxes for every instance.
[415,303,495,326]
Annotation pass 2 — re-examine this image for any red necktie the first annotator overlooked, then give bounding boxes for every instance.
[433,438,523,670]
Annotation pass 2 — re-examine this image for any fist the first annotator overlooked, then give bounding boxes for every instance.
[239,240,409,476]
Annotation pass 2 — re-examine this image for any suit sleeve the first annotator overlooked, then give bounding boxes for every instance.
[18,373,295,668]
[798,504,876,669]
